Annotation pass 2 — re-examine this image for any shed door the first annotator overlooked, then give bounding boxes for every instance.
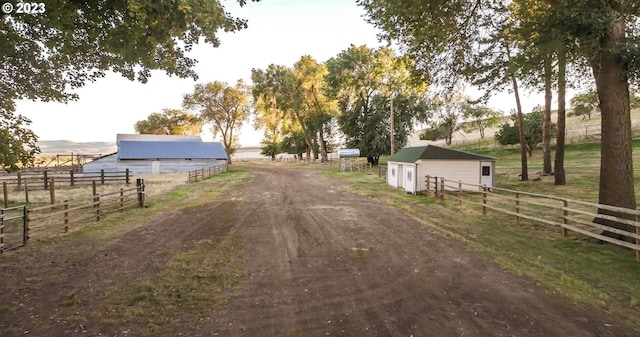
[397,164,404,188]
[151,160,160,174]
[405,165,416,193]
[480,161,493,187]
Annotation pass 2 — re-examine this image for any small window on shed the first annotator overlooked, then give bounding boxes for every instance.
[391,168,396,177]
[482,165,491,176]
[407,170,413,182]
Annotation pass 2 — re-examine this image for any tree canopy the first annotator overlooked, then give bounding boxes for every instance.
[134,109,202,136]
[252,56,339,162]
[1,0,254,110]
[495,107,556,157]
[325,45,430,165]
[183,81,250,162]
[1,0,255,170]
[569,91,599,120]
[0,110,38,173]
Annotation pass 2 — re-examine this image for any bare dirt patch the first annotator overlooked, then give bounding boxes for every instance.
[1,165,638,336]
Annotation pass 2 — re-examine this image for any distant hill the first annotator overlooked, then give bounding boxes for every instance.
[37,140,117,155]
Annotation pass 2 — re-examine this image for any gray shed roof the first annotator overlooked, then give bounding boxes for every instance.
[116,134,202,145]
[388,145,496,163]
[118,141,228,160]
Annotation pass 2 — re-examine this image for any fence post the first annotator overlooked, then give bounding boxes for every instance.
[70,169,75,186]
[515,191,520,225]
[1,209,4,254]
[562,200,568,237]
[3,181,7,208]
[44,169,49,190]
[100,169,105,185]
[440,177,445,201]
[137,179,145,208]
[434,176,439,200]
[95,194,101,221]
[120,189,124,213]
[24,180,29,204]
[17,172,21,190]
[23,206,28,246]
[482,185,487,215]
[49,178,56,205]
[636,215,639,261]
[64,200,69,233]
[92,181,98,208]
[425,175,430,193]
[125,168,130,185]
[458,181,462,205]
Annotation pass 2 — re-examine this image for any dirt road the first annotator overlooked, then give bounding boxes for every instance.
[1,165,637,336]
[206,166,636,336]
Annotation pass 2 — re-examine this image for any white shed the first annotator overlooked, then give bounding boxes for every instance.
[387,145,496,194]
[83,134,228,174]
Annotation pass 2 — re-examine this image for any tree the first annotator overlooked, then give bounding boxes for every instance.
[495,107,556,157]
[0,109,39,173]
[134,109,202,135]
[251,65,295,158]
[358,0,640,237]
[183,81,250,163]
[2,0,254,112]
[260,138,281,160]
[425,94,468,145]
[557,0,639,236]
[325,45,429,165]
[419,125,450,143]
[460,105,502,139]
[292,56,339,162]
[569,91,599,120]
[1,0,254,171]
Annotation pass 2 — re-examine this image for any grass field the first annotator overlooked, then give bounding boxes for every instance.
[452,138,640,203]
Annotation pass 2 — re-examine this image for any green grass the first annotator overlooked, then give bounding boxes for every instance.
[454,138,640,202]
[27,170,254,245]
[324,141,640,327]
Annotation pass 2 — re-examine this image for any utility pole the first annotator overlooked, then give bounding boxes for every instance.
[390,96,395,156]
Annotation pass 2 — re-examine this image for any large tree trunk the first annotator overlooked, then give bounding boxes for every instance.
[511,75,528,181]
[554,46,567,185]
[319,128,328,163]
[542,54,553,175]
[592,10,636,239]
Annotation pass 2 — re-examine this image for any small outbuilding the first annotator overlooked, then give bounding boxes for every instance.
[84,134,228,174]
[386,145,496,194]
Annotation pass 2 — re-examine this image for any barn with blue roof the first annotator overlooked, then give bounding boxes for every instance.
[83,134,228,174]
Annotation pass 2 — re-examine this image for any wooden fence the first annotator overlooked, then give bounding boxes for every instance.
[0,179,146,254]
[424,175,640,260]
[187,164,228,183]
[0,169,132,191]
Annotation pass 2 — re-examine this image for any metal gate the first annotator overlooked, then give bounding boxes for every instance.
[1,205,27,253]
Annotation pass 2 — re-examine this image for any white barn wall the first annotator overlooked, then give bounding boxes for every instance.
[83,154,118,172]
[418,159,488,191]
[84,156,225,174]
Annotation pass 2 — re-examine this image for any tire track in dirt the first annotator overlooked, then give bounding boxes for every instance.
[205,165,639,337]
[0,201,241,336]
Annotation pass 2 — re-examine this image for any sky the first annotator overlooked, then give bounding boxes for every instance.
[15,0,544,146]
